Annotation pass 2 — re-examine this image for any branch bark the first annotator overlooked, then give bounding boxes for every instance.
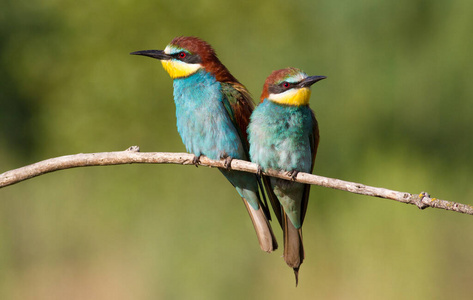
[1,146,472,215]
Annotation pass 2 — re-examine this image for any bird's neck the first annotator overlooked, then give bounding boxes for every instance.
[172,69,219,107]
[264,98,310,112]
[173,69,217,88]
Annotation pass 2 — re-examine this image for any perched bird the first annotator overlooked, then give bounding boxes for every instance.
[131,36,277,252]
[248,67,325,284]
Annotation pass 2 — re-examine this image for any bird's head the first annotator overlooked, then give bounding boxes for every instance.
[131,36,237,82]
[260,67,326,106]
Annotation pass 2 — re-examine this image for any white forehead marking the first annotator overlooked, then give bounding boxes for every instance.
[164,45,184,55]
[283,72,307,84]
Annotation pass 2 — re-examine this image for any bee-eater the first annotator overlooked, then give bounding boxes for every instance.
[248,67,325,284]
[131,36,277,252]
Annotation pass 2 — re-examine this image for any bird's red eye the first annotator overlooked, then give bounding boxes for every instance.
[179,52,186,58]
[283,82,289,88]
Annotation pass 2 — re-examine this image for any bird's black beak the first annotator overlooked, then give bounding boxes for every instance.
[130,50,171,60]
[298,75,326,88]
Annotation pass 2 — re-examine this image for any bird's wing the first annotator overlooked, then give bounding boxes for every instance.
[301,110,320,223]
[220,82,273,220]
[220,82,254,151]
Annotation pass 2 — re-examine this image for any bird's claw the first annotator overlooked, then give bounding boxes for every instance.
[223,156,233,170]
[256,165,264,177]
[287,170,299,181]
[192,155,201,167]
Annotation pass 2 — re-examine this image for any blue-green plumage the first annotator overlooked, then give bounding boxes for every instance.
[131,36,277,253]
[248,67,324,284]
[249,100,314,228]
[173,69,259,210]
[174,70,245,160]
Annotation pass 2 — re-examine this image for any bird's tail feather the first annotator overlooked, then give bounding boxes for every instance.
[242,198,278,253]
[283,212,304,286]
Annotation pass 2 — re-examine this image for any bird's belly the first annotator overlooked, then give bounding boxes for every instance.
[172,73,246,161]
[176,105,245,161]
[250,126,312,173]
[262,140,310,172]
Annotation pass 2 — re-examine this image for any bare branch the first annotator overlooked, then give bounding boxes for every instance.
[1,146,472,215]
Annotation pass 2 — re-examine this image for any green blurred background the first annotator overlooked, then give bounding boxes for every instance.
[1,0,473,299]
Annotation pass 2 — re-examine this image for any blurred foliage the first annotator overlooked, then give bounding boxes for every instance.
[1,0,473,299]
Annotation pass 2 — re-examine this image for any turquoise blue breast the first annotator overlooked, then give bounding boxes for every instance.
[172,69,246,161]
[248,99,313,173]
[172,69,260,209]
[248,99,314,228]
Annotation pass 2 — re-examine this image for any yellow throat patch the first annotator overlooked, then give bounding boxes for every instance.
[268,87,312,106]
[161,60,201,79]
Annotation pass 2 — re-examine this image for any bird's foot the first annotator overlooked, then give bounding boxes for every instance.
[192,155,201,167]
[223,156,233,170]
[256,165,264,177]
[286,170,299,181]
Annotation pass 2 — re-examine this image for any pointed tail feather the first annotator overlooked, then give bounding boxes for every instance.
[242,199,278,253]
[283,213,304,286]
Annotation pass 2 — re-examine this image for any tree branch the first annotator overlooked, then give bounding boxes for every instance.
[1,146,472,215]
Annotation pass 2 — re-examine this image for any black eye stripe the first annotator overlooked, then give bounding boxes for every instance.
[268,81,298,94]
[171,52,202,64]
[171,51,186,59]
[281,81,297,89]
